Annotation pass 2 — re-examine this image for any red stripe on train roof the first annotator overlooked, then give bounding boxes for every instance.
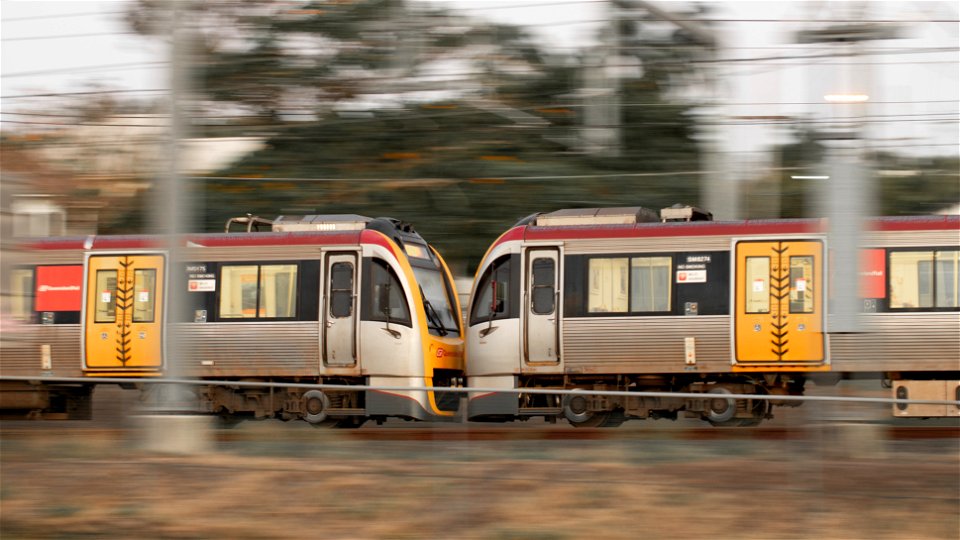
[360,229,397,257]
[490,226,526,249]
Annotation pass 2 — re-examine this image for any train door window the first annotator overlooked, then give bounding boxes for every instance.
[369,259,411,326]
[219,265,259,318]
[789,256,815,313]
[132,269,157,323]
[531,258,555,315]
[630,256,671,312]
[94,270,118,323]
[330,262,354,318]
[745,256,770,314]
[471,255,513,324]
[260,264,298,317]
[588,257,628,313]
[10,268,34,321]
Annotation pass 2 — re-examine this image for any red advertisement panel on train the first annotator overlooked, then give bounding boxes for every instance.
[860,249,886,298]
[35,265,83,311]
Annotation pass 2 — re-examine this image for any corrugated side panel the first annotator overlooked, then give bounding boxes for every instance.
[1,325,83,377]
[562,316,731,373]
[174,322,320,377]
[864,229,958,248]
[564,236,731,255]
[830,313,960,372]
[182,246,326,262]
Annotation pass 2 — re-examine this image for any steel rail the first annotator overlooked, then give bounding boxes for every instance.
[2,375,958,407]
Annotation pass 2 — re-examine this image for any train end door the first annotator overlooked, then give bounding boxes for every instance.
[734,240,826,367]
[83,254,165,372]
[524,248,560,364]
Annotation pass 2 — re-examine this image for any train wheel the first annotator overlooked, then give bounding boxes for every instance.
[302,390,330,425]
[704,386,738,426]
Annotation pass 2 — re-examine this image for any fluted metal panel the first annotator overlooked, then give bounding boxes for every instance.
[1,325,83,377]
[562,316,731,372]
[863,230,958,248]
[181,246,326,262]
[830,313,960,372]
[564,236,732,255]
[172,322,320,377]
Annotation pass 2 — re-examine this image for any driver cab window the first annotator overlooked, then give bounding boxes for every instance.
[471,255,513,325]
[367,259,412,326]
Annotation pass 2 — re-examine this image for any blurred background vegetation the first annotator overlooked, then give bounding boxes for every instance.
[2,0,956,272]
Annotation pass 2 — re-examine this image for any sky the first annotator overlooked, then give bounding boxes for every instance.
[2,0,958,158]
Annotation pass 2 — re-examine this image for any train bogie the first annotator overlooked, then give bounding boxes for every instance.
[466,206,960,426]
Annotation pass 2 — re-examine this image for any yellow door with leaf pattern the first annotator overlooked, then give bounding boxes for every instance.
[734,240,824,365]
[84,255,165,371]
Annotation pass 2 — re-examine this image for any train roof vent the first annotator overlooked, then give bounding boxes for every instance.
[534,207,660,227]
[660,205,713,222]
[271,214,372,232]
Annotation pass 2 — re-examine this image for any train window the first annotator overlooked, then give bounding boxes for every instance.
[471,255,513,324]
[220,264,298,319]
[94,270,118,323]
[260,265,298,318]
[890,251,960,309]
[889,250,959,309]
[10,268,34,321]
[330,262,354,318]
[789,256,815,314]
[745,257,770,314]
[531,258,555,315]
[630,256,671,312]
[588,258,629,313]
[368,259,411,326]
[132,269,157,323]
[219,265,259,318]
[935,250,958,308]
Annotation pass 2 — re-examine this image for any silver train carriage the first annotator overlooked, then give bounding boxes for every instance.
[465,206,960,427]
[1,215,464,426]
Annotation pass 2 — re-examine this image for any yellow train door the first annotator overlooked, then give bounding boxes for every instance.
[734,240,825,366]
[84,254,165,372]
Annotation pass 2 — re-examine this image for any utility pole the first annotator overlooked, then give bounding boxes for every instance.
[797,9,901,334]
[611,1,730,216]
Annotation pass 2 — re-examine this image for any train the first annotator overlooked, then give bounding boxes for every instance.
[465,205,960,427]
[1,214,464,427]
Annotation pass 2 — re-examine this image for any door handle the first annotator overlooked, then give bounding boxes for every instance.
[325,321,333,328]
[479,326,498,338]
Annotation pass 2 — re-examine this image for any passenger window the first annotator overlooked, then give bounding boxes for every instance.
[260,264,298,318]
[789,256,814,314]
[889,250,960,309]
[133,269,157,323]
[531,258,555,315]
[745,257,770,314]
[630,256,671,312]
[94,270,118,323]
[220,264,298,319]
[935,250,958,308]
[370,259,411,325]
[330,262,354,318]
[588,258,628,313]
[219,265,259,318]
[471,255,512,323]
[10,268,34,321]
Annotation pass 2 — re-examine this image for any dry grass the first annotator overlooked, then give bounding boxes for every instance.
[2,424,958,539]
